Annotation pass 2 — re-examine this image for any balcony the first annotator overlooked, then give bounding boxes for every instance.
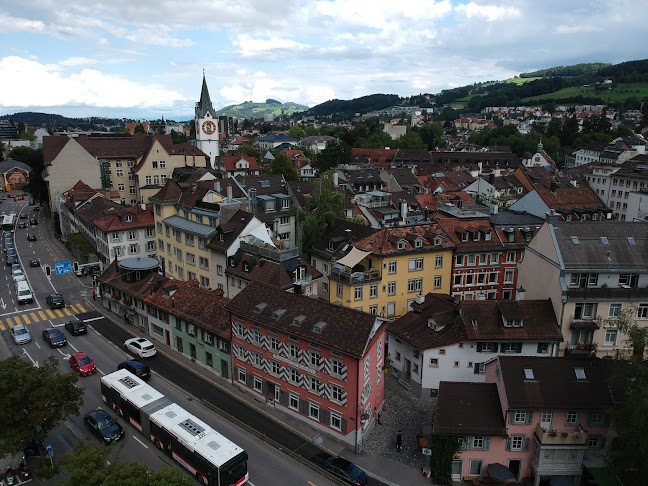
[567,286,646,300]
[329,267,381,284]
[535,424,587,445]
[565,342,598,356]
[239,240,298,262]
[569,315,602,330]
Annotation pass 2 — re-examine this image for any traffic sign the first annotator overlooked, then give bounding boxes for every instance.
[55,260,72,275]
[45,443,53,453]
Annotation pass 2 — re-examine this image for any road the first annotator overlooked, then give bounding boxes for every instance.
[0,193,341,486]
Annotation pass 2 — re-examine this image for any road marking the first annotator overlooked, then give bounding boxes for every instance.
[46,309,55,319]
[77,304,86,313]
[0,321,4,331]
[6,317,14,328]
[30,312,37,321]
[68,341,78,353]
[22,348,38,367]
[54,309,63,318]
[132,436,149,449]
[22,314,30,324]
[38,310,46,320]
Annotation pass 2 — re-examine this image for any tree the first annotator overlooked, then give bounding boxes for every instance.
[416,123,445,150]
[394,130,426,149]
[270,153,298,181]
[292,171,345,252]
[314,139,351,172]
[59,441,193,486]
[0,356,84,458]
[19,130,36,141]
[134,123,146,134]
[604,308,648,485]
[8,146,32,163]
[428,411,461,485]
[287,125,306,140]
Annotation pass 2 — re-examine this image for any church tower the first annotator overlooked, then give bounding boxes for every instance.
[195,72,219,167]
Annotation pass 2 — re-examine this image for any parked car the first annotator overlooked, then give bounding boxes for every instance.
[313,453,369,486]
[64,320,87,336]
[46,294,65,308]
[27,233,36,241]
[28,257,40,267]
[83,408,124,444]
[5,254,18,266]
[69,352,96,376]
[117,360,151,380]
[42,328,67,348]
[10,325,32,345]
[124,337,157,358]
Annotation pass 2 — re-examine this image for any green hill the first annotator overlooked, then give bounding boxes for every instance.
[216,100,307,120]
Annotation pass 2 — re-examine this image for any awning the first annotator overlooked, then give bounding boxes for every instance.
[337,247,370,268]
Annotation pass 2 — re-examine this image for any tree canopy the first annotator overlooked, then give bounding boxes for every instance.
[0,356,84,458]
[293,171,345,252]
[314,139,351,172]
[59,441,193,486]
[269,153,298,181]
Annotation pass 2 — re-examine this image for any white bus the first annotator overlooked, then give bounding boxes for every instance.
[101,369,249,486]
[2,214,14,232]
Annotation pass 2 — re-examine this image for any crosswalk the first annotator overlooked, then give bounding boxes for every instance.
[0,303,88,330]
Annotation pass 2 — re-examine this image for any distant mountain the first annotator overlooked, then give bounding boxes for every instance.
[305,94,401,117]
[216,101,307,119]
[0,111,129,131]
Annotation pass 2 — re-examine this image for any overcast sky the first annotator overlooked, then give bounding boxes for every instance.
[1,0,647,120]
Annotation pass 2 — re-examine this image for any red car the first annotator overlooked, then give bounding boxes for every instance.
[69,352,96,376]
[19,214,27,219]
[17,196,23,200]
[7,194,14,198]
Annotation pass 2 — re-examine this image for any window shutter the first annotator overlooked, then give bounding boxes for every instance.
[523,437,530,451]
[341,418,348,434]
[484,436,490,450]
[537,343,544,353]
[599,438,606,448]
[525,411,534,424]
[466,436,473,450]
[505,437,511,451]
[474,363,481,374]
[476,342,483,352]
[516,343,523,353]
[508,412,515,424]
[492,343,499,353]
[586,413,593,426]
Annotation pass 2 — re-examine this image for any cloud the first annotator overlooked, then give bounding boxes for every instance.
[454,2,520,21]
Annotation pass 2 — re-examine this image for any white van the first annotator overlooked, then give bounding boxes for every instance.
[16,281,33,304]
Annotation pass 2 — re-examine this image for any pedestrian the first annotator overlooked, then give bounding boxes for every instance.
[416,431,423,447]
[91,289,96,301]
[374,407,381,425]
[396,430,403,452]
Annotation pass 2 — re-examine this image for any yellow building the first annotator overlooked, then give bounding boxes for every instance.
[329,224,454,318]
[149,179,223,289]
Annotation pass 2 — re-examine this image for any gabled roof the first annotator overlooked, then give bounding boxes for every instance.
[310,219,380,261]
[434,382,506,436]
[536,187,605,210]
[257,133,298,143]
[149,179,182,204]
[92,205,155,232]
[0,158,31,174]
[385,167,421,186]
[216,156,260,172]
[143,279,230,339]
[353,223,454,255]
[225,282,385,358]
[226,253,322,291]
[208,210,256,251]
[498,356,617,410]
[97,259,164,301]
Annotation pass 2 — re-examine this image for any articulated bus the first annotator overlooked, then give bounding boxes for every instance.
[101,369,249,486]
[2,215,14,232]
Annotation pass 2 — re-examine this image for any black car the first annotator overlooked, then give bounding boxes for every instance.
[5,254,18,266]
[29,217,38,225]
[117,360,151,381]
[27,233,37,241]
[313,453,369,486]
[84,408,124,444]
[42,328,67,348]
[46,294,65,308]
[29,257,40,267]
[64,320,87,336]
[18,221,27,228]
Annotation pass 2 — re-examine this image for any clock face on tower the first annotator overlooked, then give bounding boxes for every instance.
[202,120,216,135]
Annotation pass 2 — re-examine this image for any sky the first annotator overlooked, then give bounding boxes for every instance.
[1,0,647,121]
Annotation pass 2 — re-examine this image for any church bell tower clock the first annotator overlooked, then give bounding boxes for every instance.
[195,71,219,167]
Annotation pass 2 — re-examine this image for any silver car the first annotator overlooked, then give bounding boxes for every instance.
[11,324,32,344]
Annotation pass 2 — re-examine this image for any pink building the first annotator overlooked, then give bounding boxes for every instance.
[225,282,387,451]
[434,356,615,485]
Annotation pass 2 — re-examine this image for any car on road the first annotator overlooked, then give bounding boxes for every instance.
[45,294,65,308]
[83,408,124,444]
[10,325,32,345]
[18,221,26,228]
[29,200,35,206]
[29,217,37,225]
[5,254,18,266]
[28,257,40,267]
[19,213,27,219]
[69,352,96,376]
[27,233,36,241]
[124,337,157,358]
[117,360,151,380]
[32,206,39,211]
[313,453,369,486]
[17,196,23,201]
[42,328,67,348]
[7,194,14,199]
[4,243,14,253]
[64,320,87,336]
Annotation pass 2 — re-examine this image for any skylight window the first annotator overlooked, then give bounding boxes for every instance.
[600,237,608,245]
[574,367,586,380]
[524,368,534,380]
[571,236,580,245]
[628,237,636,245]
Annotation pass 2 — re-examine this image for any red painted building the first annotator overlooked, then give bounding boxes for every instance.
[225,282,387,451]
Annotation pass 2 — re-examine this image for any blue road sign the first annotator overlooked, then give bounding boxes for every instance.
[45,443,53,453]
[55,261,72,275]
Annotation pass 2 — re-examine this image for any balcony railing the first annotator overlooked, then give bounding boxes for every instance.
[535,424,588,445]
[565,342,598,356]
[329,267,381,284]
[569,315,602,330]
[567,286,646,300]
[239,240,298,262]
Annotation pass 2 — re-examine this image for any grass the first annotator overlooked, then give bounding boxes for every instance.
[522,82,648,103]
[452,77,542,103]
[68,233,95,256]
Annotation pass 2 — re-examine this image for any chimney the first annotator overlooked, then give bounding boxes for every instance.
[516,286,526,301]
[400,199,407,223]
[345,228,352,241]
[545,210,559,228]
[332,171,339,186]
[250,188,257,215]
[490,203,499,215]
[423,206,429,221]
[550,181,557,193]
[214,180,222,193]
[227,184,233,202]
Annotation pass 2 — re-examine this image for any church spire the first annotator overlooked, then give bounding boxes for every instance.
[196,72,215,119]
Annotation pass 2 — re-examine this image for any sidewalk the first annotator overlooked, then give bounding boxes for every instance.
[88,298,434,486]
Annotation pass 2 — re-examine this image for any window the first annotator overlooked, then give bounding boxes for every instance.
[608,303,622,317]
[589,411,605,425]
[217,264,223,275]
[453,274,462,286]
[185,234,194,246]
[638,304,648,318]
[434,275,442,289]
[185,252,195,265]
[541,410,553,424]
[159,160,166,169]
[369,284,378,298]
[116,169,123,178]
[309,402,320,421]
[145,175,152,185]
[269,336,280,352]
[435,255,443,268]
[331,384,343,403]
[513,410,527,424]
[354,286,363,300]
[117,183,125,191]
[330,411,342,431]
[510,435,525,451]
[409,258,424,271]
[331,359,344,377]
[604,329,618,345]
[429,358,439,367]
[537,343,549,354]
[408,278,423,293]
[309,351,320,368]
[337,283,343,298]
[388,281,396,295]
[566,411,578,424]
[289,368,300,384]
[199,257,209,270]
[289,392,299,411]
[504,269,514,283]
[129,244,138,254]
[503,343,517,353]
[574,303,596,319]
[253,375,262,392]
[237,367,246,384]
[309,376,321,393]
[152,161,158,169]
[270,360,281,376]
[369,304,377,315]
[388,261,397,274]
[469,460,483,476]
[506,251,516,263]
[288,343,299,360]
[467,255,475,265]
[455,255,463,266]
